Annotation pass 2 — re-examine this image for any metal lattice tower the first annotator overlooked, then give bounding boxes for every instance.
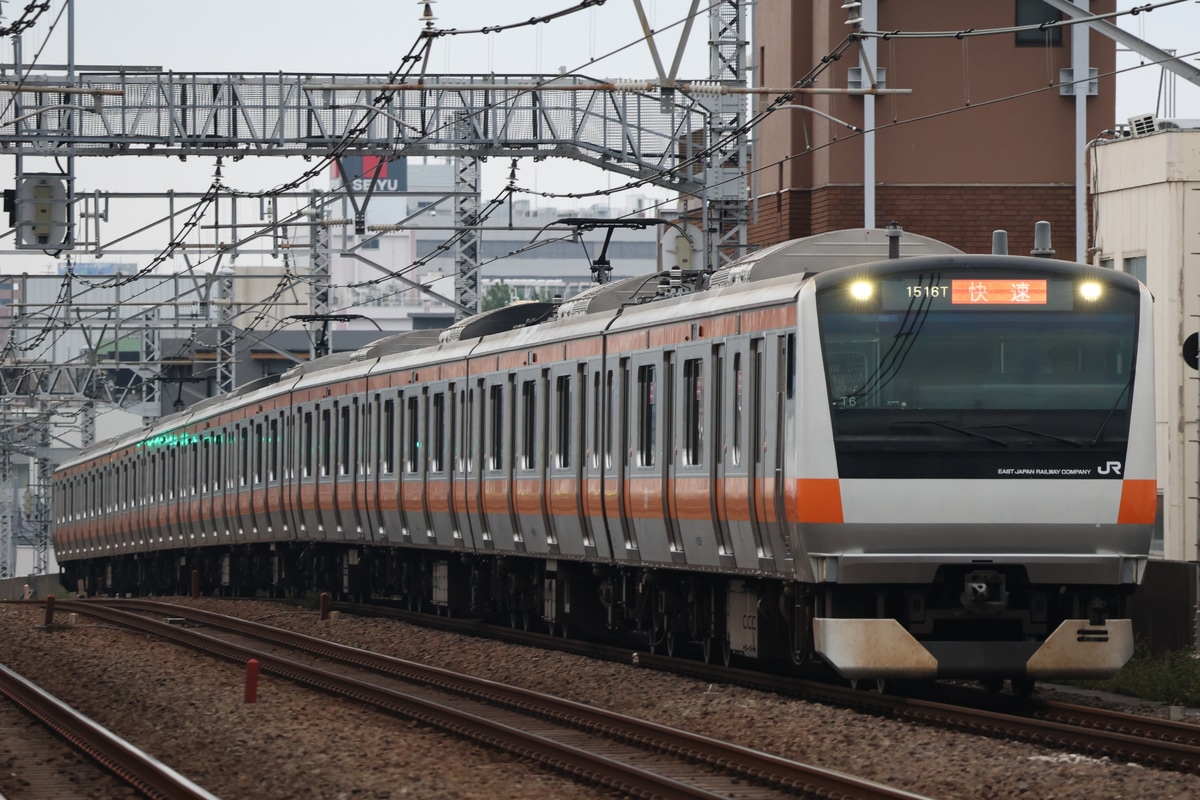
[703,0,751,270]
[309,193,332,359]
[32,410,50,575]
[453,156,481,319]
[214,267,238,394]
[0,450,12,580]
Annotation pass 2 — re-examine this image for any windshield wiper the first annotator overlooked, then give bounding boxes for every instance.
[1090,372,1134,446]
[982,424,1084,447]
[905,420,1008,446]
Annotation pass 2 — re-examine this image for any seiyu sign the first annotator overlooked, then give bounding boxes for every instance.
[333,156,408,193]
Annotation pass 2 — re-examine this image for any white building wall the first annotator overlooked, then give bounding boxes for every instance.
[1092,130,1200,562]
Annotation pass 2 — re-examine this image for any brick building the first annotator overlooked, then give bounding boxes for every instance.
[751,1,1116,259]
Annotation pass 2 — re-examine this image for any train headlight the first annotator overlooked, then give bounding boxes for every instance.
[849,280,873,301]
[1079,281,1103,302]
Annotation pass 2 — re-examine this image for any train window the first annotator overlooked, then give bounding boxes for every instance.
[338,404,351,477]
[786,333,796,400]
[302,410,313,479]
[363,398,374,477]
[269,418,279,482]
[255,422,264,484]
[556,375,571,469]
[521,380,537,470]
[432,392,446,472]
[637,365,656,467]
[382,398,396,474]
[316,410,329,477]
[683,358,703,466]
[604,370,615,469]
[201,439,209,494]
[488,384,503,470]
[753,347,764,465]
[591,370,601,470]
[456,389,466,473]
[241,425,250,486]
[406,395,420,473]
[732,352,743,466]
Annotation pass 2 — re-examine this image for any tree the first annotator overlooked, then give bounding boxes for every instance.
[481,280,513,312]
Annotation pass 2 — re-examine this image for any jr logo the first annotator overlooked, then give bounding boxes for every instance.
[1097,461,1123,476]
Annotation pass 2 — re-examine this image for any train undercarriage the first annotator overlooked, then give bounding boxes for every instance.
[61,543,1135,685]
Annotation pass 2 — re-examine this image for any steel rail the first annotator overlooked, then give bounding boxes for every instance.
[66,598,927,800]
[0,660,218,800]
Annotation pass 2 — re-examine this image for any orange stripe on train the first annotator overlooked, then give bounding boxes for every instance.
[1118,479,1157,525]
[794,478,843,524]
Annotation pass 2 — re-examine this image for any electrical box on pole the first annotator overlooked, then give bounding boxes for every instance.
[14,174,71,249]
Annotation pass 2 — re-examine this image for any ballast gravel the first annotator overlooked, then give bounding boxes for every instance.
[2,598,1199,800]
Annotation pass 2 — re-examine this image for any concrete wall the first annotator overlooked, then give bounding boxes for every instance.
[1092,129,1200,564]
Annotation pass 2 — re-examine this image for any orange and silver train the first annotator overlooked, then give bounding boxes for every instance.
[52,234,1156,686]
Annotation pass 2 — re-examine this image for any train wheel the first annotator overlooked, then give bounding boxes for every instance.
[1012,679,1036,699]
[721,638,733,667]
[702,635,714,664]
[665,632,677,658]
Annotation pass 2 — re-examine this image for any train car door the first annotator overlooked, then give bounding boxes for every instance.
[721,343,764,570]
[626,351,674,564]
[581,361,609,559]
[425,383,457,548]
[672,343,721,567]
[481,374,518,550]
[747,334,789,571]
[360,392,383,543]
[400,390,433,543]
[451,385,477,549]
[314,398,339,540]
[331,398,355,542]
[547,362,589,557]
[605,359,638,561]
[377,392,402,543]
[249,416,266,541]
[512,368,549,553]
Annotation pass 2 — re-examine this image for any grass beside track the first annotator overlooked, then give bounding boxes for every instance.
[1079,644,1200,706]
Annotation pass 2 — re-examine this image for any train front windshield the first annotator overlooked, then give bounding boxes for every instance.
[814,268,1141,479]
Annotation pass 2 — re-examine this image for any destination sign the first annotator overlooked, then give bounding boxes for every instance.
[880,277,1073,311]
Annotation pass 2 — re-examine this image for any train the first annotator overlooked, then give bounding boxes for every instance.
[51,229,1156,690]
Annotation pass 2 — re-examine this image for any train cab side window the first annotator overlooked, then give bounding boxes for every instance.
[786,334,796,400]
[683,358,703,466]
[637,364,656,467]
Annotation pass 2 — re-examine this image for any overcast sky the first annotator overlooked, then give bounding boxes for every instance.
[2,0,1197,270]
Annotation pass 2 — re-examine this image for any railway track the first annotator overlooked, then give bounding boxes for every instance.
[331,597,1200,775]
[0,659,217,800]
[59,598,926,800]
